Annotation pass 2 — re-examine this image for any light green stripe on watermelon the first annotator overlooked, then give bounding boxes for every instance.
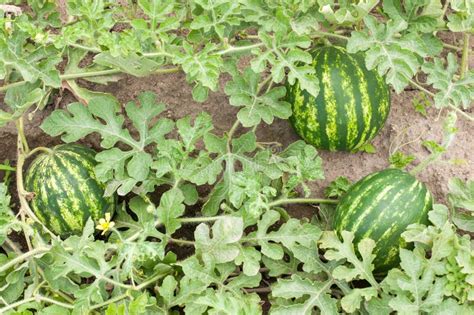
[321,52,338,151]
[335,173,405,227]
[347,184,399,233]
[34,161,71,233]
[52,155,88,232]
[59,150,112,221]
[348,53,372,150]
[355,180,419,233]
[339,57,358,147]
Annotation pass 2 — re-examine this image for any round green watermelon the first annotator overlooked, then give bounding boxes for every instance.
[287,46,390,151]
[25,144,115,237]
[333,169,432,272]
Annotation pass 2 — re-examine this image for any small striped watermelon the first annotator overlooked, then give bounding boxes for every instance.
[25,144,115,237]
[287,46,390,151]
[333,169,432,272]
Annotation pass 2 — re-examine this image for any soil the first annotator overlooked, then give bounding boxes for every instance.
[1,68,473,208]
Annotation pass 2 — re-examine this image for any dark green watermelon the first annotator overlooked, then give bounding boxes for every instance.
[333,169,432,272]
[287,46,390,151]
[25,144,115,237]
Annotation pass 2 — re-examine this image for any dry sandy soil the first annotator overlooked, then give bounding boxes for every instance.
[1,67,472,211]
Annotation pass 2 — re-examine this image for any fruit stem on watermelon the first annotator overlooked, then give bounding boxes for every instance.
[268,198,339,207]
[26,146,54,158]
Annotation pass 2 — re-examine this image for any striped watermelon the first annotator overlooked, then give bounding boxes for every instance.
[287,46,390,151]
[333,169,432,272]
[25,144,115,237]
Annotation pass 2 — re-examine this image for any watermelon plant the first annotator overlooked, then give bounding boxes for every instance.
[0,1,473,314]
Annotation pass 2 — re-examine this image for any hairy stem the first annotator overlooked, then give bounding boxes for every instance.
[90,293,131,310]
[15,117,30,153]
[179,215,227,223]
[4,238,22,255]
[460,33,470,79]
[218,42,265,55]
[0,67,180,93]
[0,295,74,313]
[169,238,195,245]
[448,104,474,121]
[268,198,338,207]
[0,247,50,274]
[442,42,462,52]
[312,31,349,41]
[226,120,240,153]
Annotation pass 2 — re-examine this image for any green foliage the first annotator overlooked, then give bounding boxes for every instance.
[324,176,351,199]
[41,92,174,196]
[318,0,378,25]
[347,15,442,93]
[448,178,474,232]
[446,0,474,32]
[389,151,416,169]
[422,53,474,109]
[0,182,20,246]
[1,1,473,313]
[1,0,471,126]
[224,68,291,127]
[412,91,431,116]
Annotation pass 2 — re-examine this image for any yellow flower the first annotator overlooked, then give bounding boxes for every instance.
[96,213,115,235]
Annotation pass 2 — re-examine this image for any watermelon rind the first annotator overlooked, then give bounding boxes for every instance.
[25,144,115,237]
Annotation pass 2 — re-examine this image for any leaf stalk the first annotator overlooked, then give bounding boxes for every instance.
[268,198,339,207]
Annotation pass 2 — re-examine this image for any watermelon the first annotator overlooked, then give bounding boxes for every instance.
[25,144,115,237]
[333,169,432,272]
[287,46,390,151]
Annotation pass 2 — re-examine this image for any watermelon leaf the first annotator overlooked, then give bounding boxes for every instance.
[319,0,378,25]
[389,151,416,169]
[320,231,379,287]
[192,289,262,314]
[251,31,319,97]
[422,53,474,110]
[324,176,352,199]
[347,16,424,93]
[157,188,186,235]
[243,210,322,260]
[340,287,378,313]
[383,248,446,314]
[189,0,241,39]
[195,216,244,265]
[446,0,474,32]
[173,43,223,101]
[224,68,292,127]
[271,275,338,314]
[448,178,474,233]
[41,92,174,196]
[382,0,443,33]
